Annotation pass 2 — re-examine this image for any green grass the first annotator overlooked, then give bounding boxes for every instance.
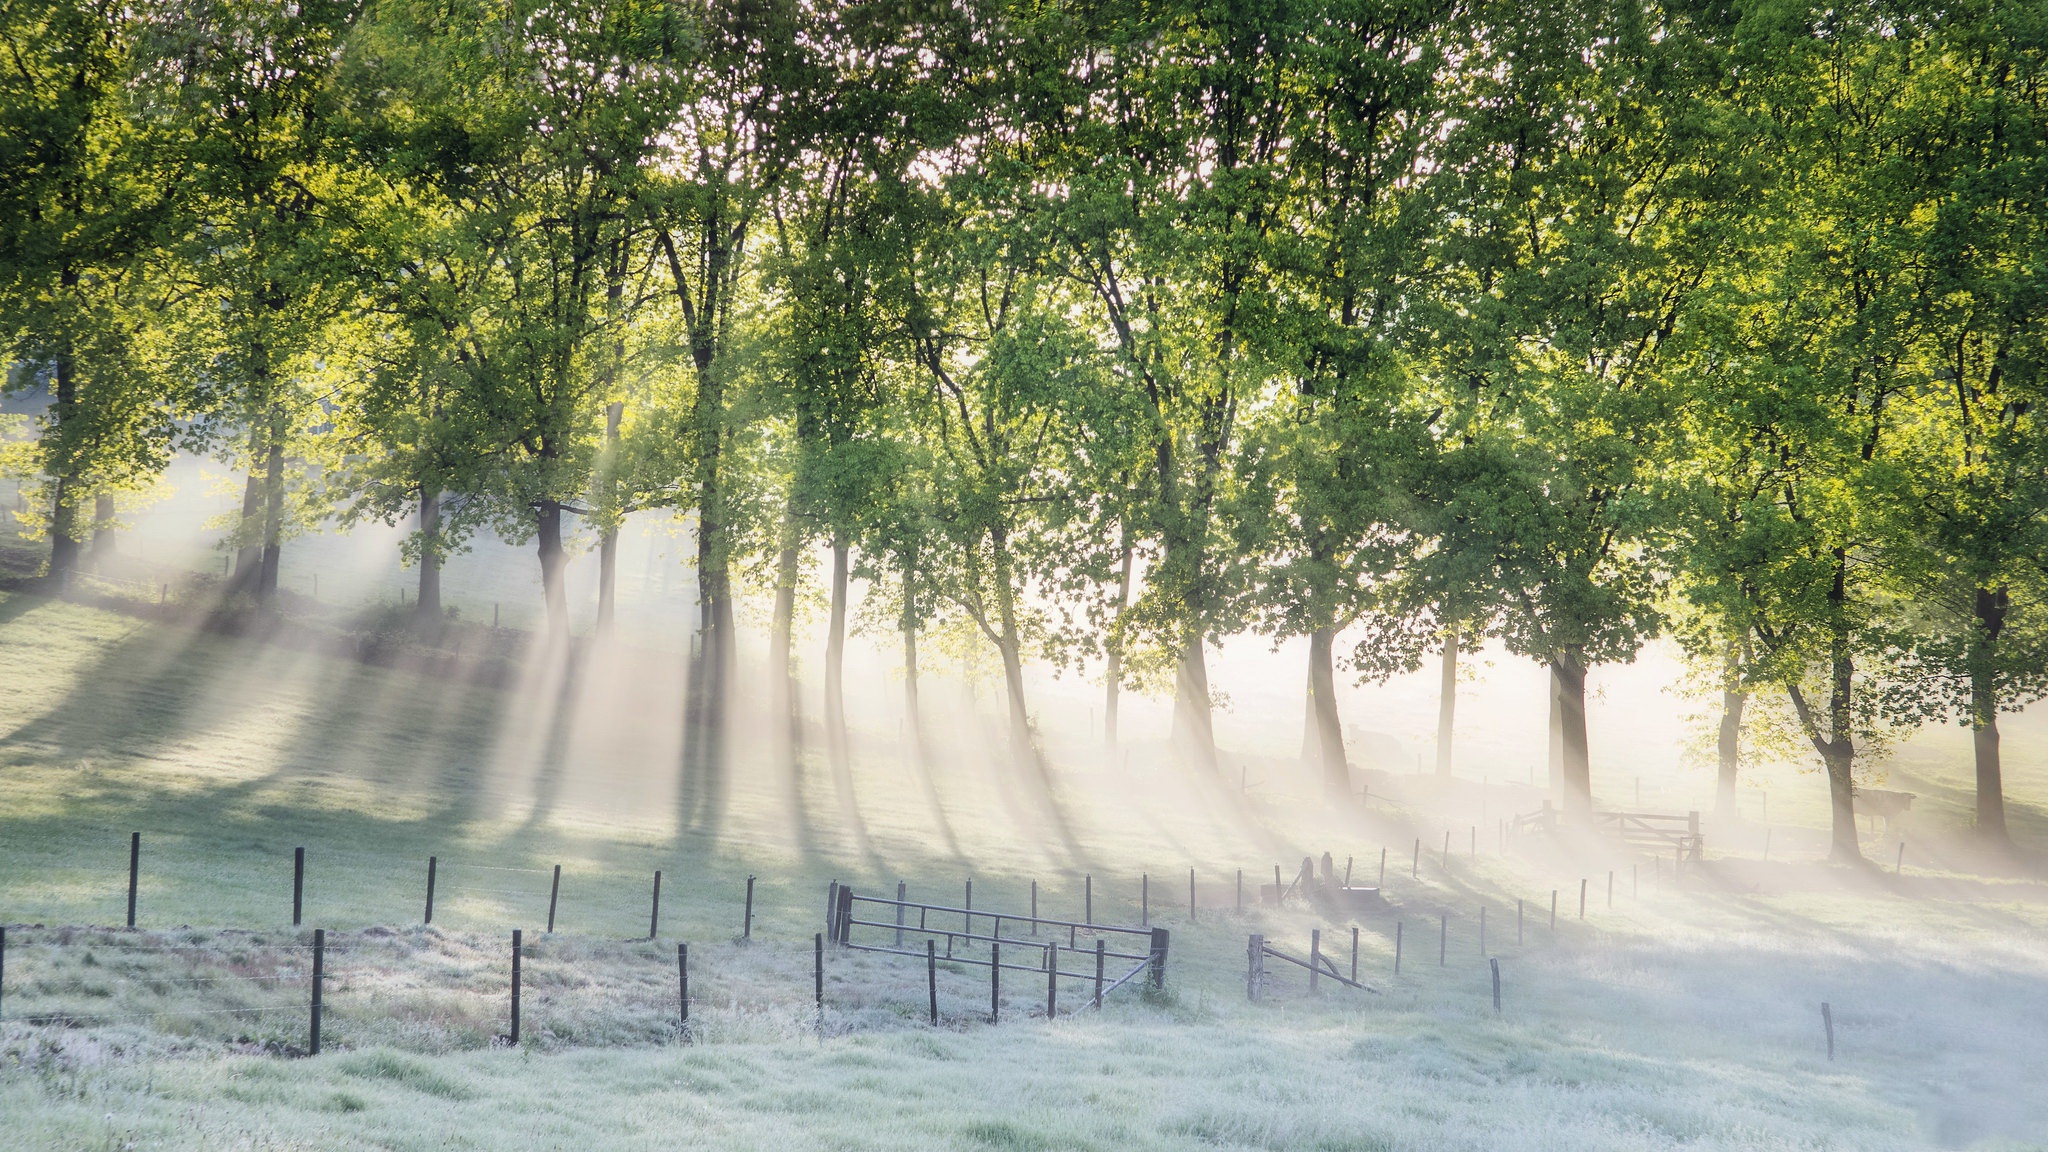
[4,589,2048,1150]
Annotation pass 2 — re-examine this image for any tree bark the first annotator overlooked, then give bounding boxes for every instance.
[1552,648,1591,815]
[1104,523,1132,753]
[1547,665,1564,797]
[1785,621,1862,862]
[989,525,1033,763]
[1308,627,1348,798]
[47,303,82,581]
[1435,623,1458,776]
[1970,585,2009,842]
[415,488,442,620]
[87,492,116,570]
[596,402,622,638]
[1714,639,1746,821]
[535,500,569,644]
[232,468,262,593]
[901,556,921,738]
[824,533,850,771]
[256,419,285,601]
[768,504,802,748]
[1172,633,1217,772]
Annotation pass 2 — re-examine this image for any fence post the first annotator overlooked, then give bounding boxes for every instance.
[1148,927,1169,990]
[127,832,140,928]
[1379,847,1386,887]
[547,865,562,933]
[1247,934,1266,1001]
[1345,856,1353,887]
[678,943,690,1039]
[896,881,907,946]
[1310,929,1322,993]
[309,928,324,1055]
[990,942,1001,1023]
[1441,831,1450,871]
[964,878,973,934]
[509,929,522,1045]
[1351,926,1360,982]
[1031,881,1038,935]
[1411,838,1419,878]
[293,847,305,927]
[1046,943,1058,1018]
[1093,939,1105,1007]
[1084,874,1092,925]
[826,881,839,940]
[649,871,663,940]
[1273,864,1282,903]
[837,886,854,946]
[927,940,938,1025]
[425,856,437,924]
[814,933,825,1028]
[1394,922,1403,974]
[1491,957,1501,1014]
[0,926,6,1019]
[743,876,755,941]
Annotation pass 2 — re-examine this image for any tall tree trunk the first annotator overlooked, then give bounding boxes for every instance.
[1308,627,1348,798]
[1547,665,1564,796]
[415,488,442,620]
[256,417,285,601]
[901,556,921,738]
[1715,638,1747,821]
[824,533,850,769]
[1435,623,1459,776]
[46,299,82,581]
[596,402,622,638]
[1786,618,1862,862]
[1172,634,1217,771]
[535,500,568,644]
[1552,648,1591,815]
[989,525,1033,763]
[1104,523,1132,753]
[232,468,262,593]
[1970,585,2009,843]
[768,501,802,749]
[87,492,116,570]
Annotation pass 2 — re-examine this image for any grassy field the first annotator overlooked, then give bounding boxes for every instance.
[4,588,2048,1150]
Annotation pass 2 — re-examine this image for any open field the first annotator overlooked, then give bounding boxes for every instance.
[4,590,2048,1150]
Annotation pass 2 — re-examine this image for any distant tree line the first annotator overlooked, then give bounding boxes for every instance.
[2,0,2043,858]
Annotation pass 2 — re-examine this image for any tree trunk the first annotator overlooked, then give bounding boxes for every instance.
[1172,633,1218,772]
[901,557,921,738]
[415,488,442,620]
[1435,623,1458,776]
[1714,639,1746,821]
[535,500,568,643]
[1785,616,1862,862]
[47,303,82,581]
[1970,585,2009,842]
[256,423,285,601]
[1104,524,1132,753]
[1552,648,1591,815]
[990,525,1033,763]
[824,533,850,769]
[1308,627,1348,798]
[232,469,262,593]
[84,492,116,571]
[768,504,802,747]
[596,402,622,638]
[1547,665,1564,797]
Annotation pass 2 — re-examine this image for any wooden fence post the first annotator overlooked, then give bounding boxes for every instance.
[815,933,825,1028]
[990,941,1001,1023]
[1084,874,1092,924]
[1031,881,1038,934]
[678,943,689,1039]
[927,940,938,1025]
[837,886,854,946]
[964,878,973,934]
[1394,922,1403,974]
[1350,926,1359,982]
[743,876,754,941]
[1046,943,1058,1018]
[649,871,662,940]
[896,881,907,946]
[547,865,562,933]
[1246,934,1263,1001]
[1093,940,1105,1007]
[1378,847,1386,887]
[126,832,140,929]
[309,928,324,1055]
[1148,928,1169,990]
[1310,929,1322,993]
[509,929,522,1045]
[1491,957,1501,1014]
[827,881,840,940]
[293,847,305,927]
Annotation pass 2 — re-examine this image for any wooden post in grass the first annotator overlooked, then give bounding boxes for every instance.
[836,886,854,946]
[826,881,839,940]
[743,876,755,941]
[309,928,324,1055]
[1439,914,1447,966]
[424,857,437,924]
[1394,922,1403,974]
[1822,1002,1834,1059]
[989,942,1000,1023]
[1310,929,1322,992]
[1084,875,1091,924]
[126,832,140,928]
[1246,934,1264,1001]
[1046,943,1058,1018]
[509,930,522,1045]
[649,871,662,940]
[1031,881,1038,934]
[1491,958,1501,1014]
[926,940,938,1025]
[547,865,561,933]
[964,879,972,934]
[814,933,825,1028]
[293,847,305,926]
[1379,847,1386,887]
[1441,831,1450,871]
[897,882,907,946]
[678,943,689,1038]
[1094,940,1106,1008]
[1350,927,1360,982]
[1148,928,1169,990]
